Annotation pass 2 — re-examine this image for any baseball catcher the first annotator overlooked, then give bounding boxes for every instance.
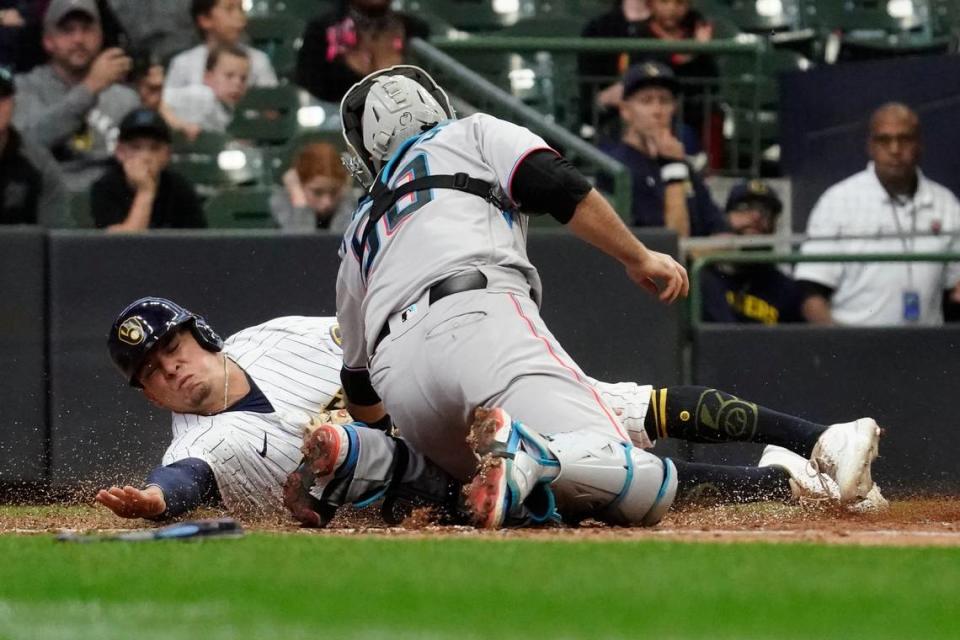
[328,65,885,529]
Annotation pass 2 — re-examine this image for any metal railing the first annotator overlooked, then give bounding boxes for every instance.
[408,37,634,218]
[689,251,960,327]
[426,35,768,175]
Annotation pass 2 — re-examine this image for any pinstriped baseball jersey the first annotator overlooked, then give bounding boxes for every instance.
[337,113,555,368]
[162,316,343,515]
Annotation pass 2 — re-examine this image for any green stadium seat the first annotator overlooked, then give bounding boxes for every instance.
[505,17,586,129]
[68,190,94,229]
[928,0,960,39]
[172,130,231,154]
[248,0,335,20]
[170,133,267,193]
[204,187,277,228]
[228,85,302,145]
[806,0,949,59]
[246,14,306,78]
[717,49,809,170]
[170,156,231,192]
[699,0,804,32]
[403,0,514,32]
[542,0,608,17]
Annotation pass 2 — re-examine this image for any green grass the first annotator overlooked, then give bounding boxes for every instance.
[0,535,957,639]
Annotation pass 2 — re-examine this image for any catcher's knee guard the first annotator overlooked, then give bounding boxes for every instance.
[547,432,677,527]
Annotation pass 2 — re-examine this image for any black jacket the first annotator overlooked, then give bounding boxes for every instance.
[91,161,206,229]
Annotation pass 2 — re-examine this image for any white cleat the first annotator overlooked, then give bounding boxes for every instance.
[760,445,841,502]
[848,483,890,514]
[811,418,881,503]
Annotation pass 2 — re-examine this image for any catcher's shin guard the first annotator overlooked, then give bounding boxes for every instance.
[547,431,678,526]
[465,408,677,528]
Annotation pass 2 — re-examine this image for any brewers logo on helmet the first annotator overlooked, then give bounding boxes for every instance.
[107,297,223,387]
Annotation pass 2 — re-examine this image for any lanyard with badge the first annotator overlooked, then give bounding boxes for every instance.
[889,195,920,322]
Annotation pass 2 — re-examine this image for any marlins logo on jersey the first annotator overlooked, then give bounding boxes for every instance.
[162,316,344,515]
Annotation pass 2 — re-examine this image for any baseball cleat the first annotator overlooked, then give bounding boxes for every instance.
[847,482,890,513]
[301,423,347,477]
[760,445,841,502]
[811,418,881,503]
[463,407,558,529]
[465,455,511,529]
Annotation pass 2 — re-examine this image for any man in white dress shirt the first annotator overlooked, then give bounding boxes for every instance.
[796,103,960,326]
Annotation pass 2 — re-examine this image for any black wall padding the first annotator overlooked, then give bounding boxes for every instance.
[0,229,47,484]
[693,325,960,494]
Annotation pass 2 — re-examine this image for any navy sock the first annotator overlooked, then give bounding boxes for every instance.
[670,459,793,504]
[646,386,826,457]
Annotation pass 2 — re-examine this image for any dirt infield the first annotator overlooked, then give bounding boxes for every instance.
[4,498,959,547]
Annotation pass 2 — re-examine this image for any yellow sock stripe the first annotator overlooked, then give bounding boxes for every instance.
[658,388,668,440]
[648,389,659,436]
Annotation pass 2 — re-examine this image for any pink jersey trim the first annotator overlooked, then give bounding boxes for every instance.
[507,294,628,441]
[506,146,558,202]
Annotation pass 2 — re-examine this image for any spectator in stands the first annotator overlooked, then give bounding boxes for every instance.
[270,141,355,232]
[796,103,960,326]
[580,0,651,116]
[165,0,275,91]
[90,107,206,231]
[296,0,429,104]
[636,0,717,139]
[12,0,139,190]
[108,0,196,63]
[164,44,249,134]
[637,0,715,81]
[0,64,69,225]
[3,0,125,72]
[129,53,201,141]
[701,180,803,324]
[598,61,725,237]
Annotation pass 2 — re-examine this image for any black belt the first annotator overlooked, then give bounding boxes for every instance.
[373,271,488,351]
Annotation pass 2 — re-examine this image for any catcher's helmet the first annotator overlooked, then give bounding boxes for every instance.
[340,65,454,187]
[107,297,223,387]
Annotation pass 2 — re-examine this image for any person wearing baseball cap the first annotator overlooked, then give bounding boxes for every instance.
[11,0,138,190]
[725,179,783,235]
[700,179,804,324]
[598,60,726,238]
[90,107,206,231]
[0,65,70,226]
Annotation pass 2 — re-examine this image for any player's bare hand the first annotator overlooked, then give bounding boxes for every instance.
[83,48,132,94]
[95,485,166,519]
[626,250,689,303]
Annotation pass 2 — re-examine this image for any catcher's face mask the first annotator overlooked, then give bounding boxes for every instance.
[340,64,455,189]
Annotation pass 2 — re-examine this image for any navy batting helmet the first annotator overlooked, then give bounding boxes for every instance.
[107,297,223,387]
